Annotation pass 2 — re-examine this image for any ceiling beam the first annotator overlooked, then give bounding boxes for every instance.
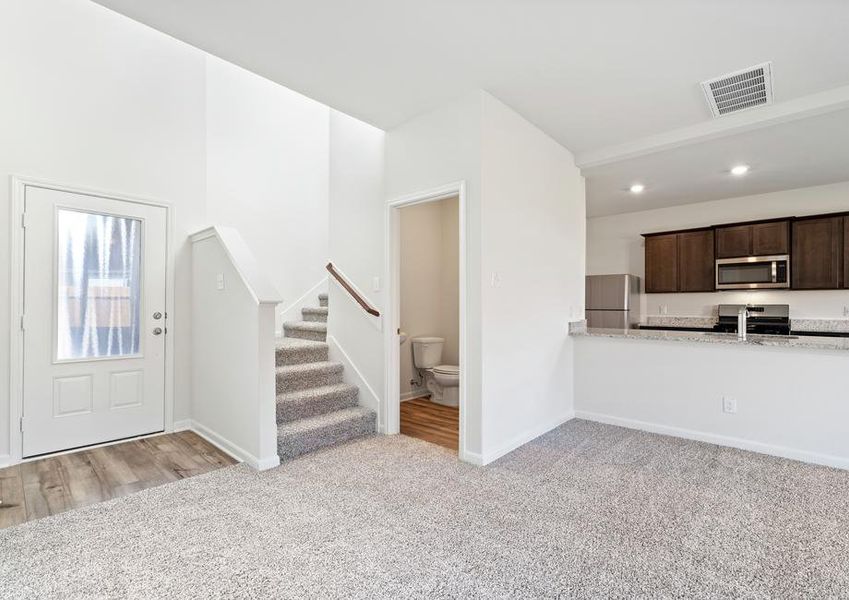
[576,85,849,171]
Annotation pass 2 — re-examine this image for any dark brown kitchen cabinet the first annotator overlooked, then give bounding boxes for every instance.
[715,220,789,258]
[678,229,715,292]
[715,225,751,258]
[752,221,790,256]
[644,229,714,293]
[792,216,843,289]
[845,218,849,289]
[645,233,678,293]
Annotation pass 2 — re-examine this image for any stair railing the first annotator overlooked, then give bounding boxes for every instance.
[326,262,380,317]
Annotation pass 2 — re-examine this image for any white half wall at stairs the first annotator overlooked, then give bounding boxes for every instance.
[276,278,329,337]
[190,226,282,470]
[326,335,382,430]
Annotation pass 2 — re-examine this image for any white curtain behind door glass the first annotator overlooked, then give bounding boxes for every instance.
[57,209,142,360]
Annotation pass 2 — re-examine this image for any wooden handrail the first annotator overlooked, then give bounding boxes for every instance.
[326,262,380,317]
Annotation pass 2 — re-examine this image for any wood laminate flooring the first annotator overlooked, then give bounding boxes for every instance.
[400,397,459,451]
[0,431,236,530]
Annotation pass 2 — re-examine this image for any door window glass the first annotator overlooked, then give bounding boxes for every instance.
[56,209,142,360]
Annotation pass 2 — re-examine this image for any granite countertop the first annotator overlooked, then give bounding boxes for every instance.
[644,315,849,334]
[573,327,849,352]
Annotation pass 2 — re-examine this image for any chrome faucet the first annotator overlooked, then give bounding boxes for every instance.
[737,305,751,341]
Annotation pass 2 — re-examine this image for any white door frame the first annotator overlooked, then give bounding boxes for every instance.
[8,176,176,465]
[383,181,469,461]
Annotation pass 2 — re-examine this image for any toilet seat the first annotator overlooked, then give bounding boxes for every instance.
[433,365,459,375]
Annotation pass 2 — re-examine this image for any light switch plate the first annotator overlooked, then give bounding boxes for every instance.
[722,396,737,414]
[216,273,225,291]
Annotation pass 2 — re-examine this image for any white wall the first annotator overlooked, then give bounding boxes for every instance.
[479,94,586,463]
[327,110,386,418]
[384,92,586,463]
[399,197,460,398]
[587,181,849,319]
[385,92,484,456]
[575,336,849,469]
[0,0,207,460]
[205,57,330,333]
[191,229,280,469]
[0,0,366,463]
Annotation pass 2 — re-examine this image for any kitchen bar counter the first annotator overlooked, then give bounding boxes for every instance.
[573,327,849,352]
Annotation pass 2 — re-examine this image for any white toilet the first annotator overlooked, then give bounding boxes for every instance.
[411,337,460,407]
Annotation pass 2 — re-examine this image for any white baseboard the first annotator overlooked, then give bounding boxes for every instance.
[275,278,328,336]
[479,411,576,465]
[182,419,280,471]
[327,334,381,424]
[575,410,849,471]
[0,454,11,468]
[459,450,483,466]
[172,419,192,432]
[400,389,428,402]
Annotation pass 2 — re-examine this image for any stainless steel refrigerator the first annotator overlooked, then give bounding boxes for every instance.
[585,274,641,329]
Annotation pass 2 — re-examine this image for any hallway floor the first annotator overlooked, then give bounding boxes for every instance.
[0,431,236,529]
[400,396,459,451]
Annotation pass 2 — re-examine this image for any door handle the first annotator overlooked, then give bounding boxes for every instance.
[153,312,163,320]
[153,327,163,336]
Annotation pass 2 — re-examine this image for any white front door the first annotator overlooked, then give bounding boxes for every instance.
[22,186,168,457]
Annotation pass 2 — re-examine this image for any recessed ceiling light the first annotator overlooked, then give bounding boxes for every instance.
[730,164,750,176]
[630,183,645,194]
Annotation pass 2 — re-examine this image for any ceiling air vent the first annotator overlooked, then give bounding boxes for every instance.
[701,62,773,117]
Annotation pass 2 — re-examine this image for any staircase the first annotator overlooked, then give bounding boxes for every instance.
[276,293,376,460]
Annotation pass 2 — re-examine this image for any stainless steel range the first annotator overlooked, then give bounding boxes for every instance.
[715,304,790,336]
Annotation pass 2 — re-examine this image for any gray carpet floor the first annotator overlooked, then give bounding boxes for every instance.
[3,419,849,599]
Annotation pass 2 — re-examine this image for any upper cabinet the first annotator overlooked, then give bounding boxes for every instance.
[678,229,715,292]
[715,224,751,258]
[752,221,790,256]
[792,216,843,289]
[644,213,847,294]
[845,217,849,289]
[715,220,789,258]
[644,233,678,293]
[644,229,714,293]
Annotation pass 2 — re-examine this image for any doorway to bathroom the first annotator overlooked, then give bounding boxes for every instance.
[385,182,467,459]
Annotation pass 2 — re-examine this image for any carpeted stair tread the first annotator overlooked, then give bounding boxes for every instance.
[276,361,344,393]
[283,320,327,341]
[277,407,376,460]
[301,307,329,323]
[275,338,328,365]
[276,383,359,423]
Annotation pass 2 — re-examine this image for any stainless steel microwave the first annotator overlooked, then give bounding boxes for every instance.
[715,255,790,290]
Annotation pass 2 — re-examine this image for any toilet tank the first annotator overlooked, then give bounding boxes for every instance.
[411,337,444,368]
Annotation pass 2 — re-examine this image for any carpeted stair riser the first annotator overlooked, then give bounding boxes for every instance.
[283,321,327,342]
[276,383,359,423]
[301,307,328,323]
[318,293,328,308]
[275,342,328,366]
[276,362,344,393]
[277,407,376,460]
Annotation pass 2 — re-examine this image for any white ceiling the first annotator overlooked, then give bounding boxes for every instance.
[93,0,849,215]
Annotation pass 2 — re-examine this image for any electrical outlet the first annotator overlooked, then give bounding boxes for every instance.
[659,304,668,315]
[843,306,849,317]
[722,396,737,414]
